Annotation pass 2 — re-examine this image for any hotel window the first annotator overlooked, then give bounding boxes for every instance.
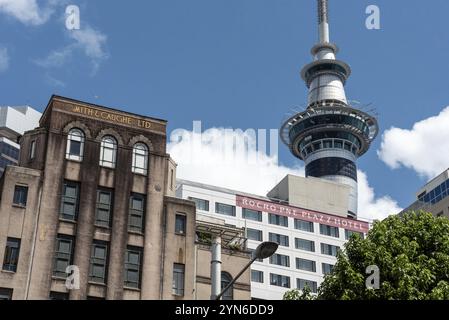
[124,247,143,289]
[60,181,80,221]
[30,140,36,160]
[294,219,314,233]
[89,242,108,284]
[321,243,339,257]
[322,263,334,275]
[320,224,340,238]
[172,263,185,296]
[251,270,264,283]
[53,235,74,278]
[270,273,290,288]
[269,214,288,227]
[66,128,85,161]
[13,185,28,207]
[269,233,289,247]
[269,253,290,267]
[296,258,316,272]
[99,136,118,168]
[175,214,186,235]
[128,193,145,233]
[221,272,233,300]
[132,143,149,175]
[297,278,318,293]
[246,228,263,242]
[95,189,113,228]
[215,202,236,217]
[2,238,21,272]
[249,249,263,262]
[188,197,209,211]
[0,288,13,300]
[295,238,315,252]
[242,208,262,222]
[345,229,364,240]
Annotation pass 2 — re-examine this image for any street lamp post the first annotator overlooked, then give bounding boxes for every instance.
[214,241,279,301]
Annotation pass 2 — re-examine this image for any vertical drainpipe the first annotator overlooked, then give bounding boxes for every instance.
[159,203,168,299]
[210,235,222,300]
[25,175,43,299]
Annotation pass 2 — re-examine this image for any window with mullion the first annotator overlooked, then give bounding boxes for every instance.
[95,189,113,228]
[2,238,21,272]
[99,136,117,168]
[60,181,80,221]
[53,235,74,278]
[128,193,145,233]
[89,242,108,284]
[172,263,185,296]
[124,247,142,289]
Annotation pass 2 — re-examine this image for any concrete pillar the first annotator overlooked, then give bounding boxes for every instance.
[210,235,222,300]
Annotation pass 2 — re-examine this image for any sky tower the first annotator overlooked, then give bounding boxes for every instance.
[280,0,379,218]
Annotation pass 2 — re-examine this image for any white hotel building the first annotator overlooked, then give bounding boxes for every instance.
[176,175,370,300]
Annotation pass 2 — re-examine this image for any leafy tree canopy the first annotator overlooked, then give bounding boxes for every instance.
[283,212,449,300]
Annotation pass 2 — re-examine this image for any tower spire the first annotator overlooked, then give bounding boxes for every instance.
[280,0,379,217]
[318,0,330,43]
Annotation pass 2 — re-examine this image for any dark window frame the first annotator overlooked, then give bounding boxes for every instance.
[128,193,146,233]
[2,238,21,272]
[95,189,114,228]
[60,181,80,221]
[175,214,187,235]
[89,241,109,284]
[13,185,28,207]
[124,246,143,289]
[172,263,185,296]
[53,235,75,278]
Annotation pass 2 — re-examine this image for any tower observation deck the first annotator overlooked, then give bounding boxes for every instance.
[280,0,378,217]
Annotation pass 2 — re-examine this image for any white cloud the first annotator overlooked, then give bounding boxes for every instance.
[168,126,401,221]
[168,126,303,195]
[357,170,402,221]
[0,0,58,26]
[34,26,108,74]
[378,106,449,179]
[0,46,9,72]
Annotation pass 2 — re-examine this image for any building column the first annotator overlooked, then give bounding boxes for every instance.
[210,235,222,300]
[106,148,132,300]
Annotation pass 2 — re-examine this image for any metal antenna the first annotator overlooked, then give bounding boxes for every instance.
[317,0,330,43]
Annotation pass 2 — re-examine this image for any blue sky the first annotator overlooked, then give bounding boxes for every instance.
[1,0,449,217]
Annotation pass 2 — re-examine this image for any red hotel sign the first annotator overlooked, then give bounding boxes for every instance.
[236,195,370,234]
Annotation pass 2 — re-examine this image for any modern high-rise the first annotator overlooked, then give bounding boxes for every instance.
[177,175,370,300]
[0,106,41,176]
[280,0,379,217]
[401,168,449,219]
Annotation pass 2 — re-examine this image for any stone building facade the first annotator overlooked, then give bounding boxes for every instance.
[0,95,198,300]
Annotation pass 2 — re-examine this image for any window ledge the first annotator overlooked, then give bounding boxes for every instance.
[132,172,148,177]
[88,281,107,287]
[123,286,141,292]
[128,230,145,236]
[1,270,16,275]
[59,218,77,225]
[12,204,27,209]
[175,232,186,237]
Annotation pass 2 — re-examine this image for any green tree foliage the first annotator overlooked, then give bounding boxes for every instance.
[284,212,449,300]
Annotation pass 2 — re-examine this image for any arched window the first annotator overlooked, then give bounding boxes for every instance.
[66,128,85,161]
[221,272,233,300]
[100,136,117,168]
[132,143,149,175]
